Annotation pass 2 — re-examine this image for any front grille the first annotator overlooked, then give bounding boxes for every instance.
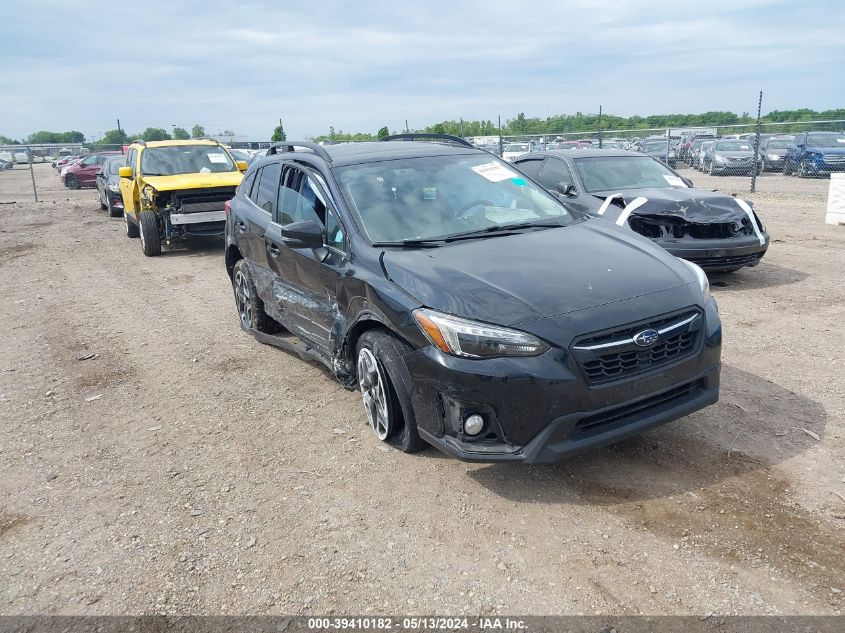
[175,187,236,213]
[571,309,702,385]
[688,253,763,269]
[823,154,845,164]
[573,379,704,437]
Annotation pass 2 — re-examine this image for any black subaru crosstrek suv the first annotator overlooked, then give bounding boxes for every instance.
[224,134,721,463]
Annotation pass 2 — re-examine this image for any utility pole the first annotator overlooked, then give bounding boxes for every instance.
[405,120,409,133]
[116,118,121,132]
[460,117,464,138]
[27,149,38,202]
[751,90,763,193]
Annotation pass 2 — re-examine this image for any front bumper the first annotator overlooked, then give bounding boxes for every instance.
[658,234,769,272]
[710,162,758,174]
[404,299,722,463]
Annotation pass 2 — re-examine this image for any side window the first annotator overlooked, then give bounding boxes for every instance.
[325,208,346,251]
[80,155,97,166]
[96,155,108,166]
[538,158,574,190]
[276,167,325,226]
[514,158,544,180]
[127,149,137,174]
[255,162,281,214]
[248,168,262,203]
[239,169,257,198]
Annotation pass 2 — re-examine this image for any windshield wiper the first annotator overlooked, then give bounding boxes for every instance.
[372,239,444,248]
[442,219,569,242]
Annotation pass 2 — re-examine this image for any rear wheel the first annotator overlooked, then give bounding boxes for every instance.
[356,329,427,454]
[138,211,161,256]
[124,212,139,238]
[231,258,280,333]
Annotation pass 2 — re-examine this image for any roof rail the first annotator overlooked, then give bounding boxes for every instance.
[266,141,333,163]
[132,139,146,146]
[381,133,474,148]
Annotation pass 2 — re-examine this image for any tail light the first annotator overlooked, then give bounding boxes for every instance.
[224,200,232,216]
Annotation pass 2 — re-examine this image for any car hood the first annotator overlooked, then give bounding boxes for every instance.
[141,171,243,192]
[807,146,845,154]
[381,220,693,326]
[713,151,754,158]
[590,187,753,224]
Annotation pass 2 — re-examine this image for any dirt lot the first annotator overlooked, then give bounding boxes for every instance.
[1,163,843,616]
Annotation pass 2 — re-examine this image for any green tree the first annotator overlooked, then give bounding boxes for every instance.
[101,128,130,145]
[377,126,390,140]
[271,122,287,142]
[140,127,171,141]
[191,124,206,138]
[172,126,190,140]
[0,134,19,145]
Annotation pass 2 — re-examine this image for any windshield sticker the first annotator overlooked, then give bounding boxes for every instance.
[422,187,437,200]
[838,139,845,143]
[472,161,518,183]
[207,152,228,164]
[511,177,527,186]
[663,175,688,187]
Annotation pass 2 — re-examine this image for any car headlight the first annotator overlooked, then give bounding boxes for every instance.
[768,154,779,160]
[714,154,726,163]
[413,308,549,359]
[678,258,710,302]
[142,185,156,202]
[108,182,120,192]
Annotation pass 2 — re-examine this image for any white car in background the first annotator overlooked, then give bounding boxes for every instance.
[501,142,530,162]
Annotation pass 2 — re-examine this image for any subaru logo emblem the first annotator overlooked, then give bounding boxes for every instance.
[633,329,659,347]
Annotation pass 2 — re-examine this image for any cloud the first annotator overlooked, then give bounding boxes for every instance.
[1,0,843,140]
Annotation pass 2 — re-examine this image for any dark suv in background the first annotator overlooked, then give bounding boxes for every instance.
[224,135,721,463]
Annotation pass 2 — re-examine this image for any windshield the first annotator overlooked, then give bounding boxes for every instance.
[643,142,667,152]
[228,148,251,162]
[715,141,753,151]
[807,133,845,147]
[140,145,236,176]
[766,139,792,149]
[574,156,687,193]
[335,154,576,243]
[503,143,529,153]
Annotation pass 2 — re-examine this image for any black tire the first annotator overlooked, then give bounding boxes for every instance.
[356,329,427,454]
[99,191,107,211]
[138,211,162,256]
[797,160,811,178]
[66,175,79,190]
[124,212,139,238]
[108,199,122,218]
[231,258,280,334]
[782,161,792,176]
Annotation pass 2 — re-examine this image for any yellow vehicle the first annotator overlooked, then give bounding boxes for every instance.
[118,139,246,256]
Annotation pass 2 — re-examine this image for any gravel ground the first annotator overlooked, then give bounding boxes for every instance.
[0,164,843,616]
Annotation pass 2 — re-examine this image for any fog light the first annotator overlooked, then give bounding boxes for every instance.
[463,414,484,436]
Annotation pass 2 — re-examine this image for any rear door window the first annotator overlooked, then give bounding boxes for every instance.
[255,163,281,214]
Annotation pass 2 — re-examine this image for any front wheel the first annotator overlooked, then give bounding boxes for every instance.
[108,198,122,218]
[138,211,161,256]
[66,175,79,189]
[356,329,427,454]
[797,160,810,178]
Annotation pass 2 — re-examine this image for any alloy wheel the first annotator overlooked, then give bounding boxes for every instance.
[233,270,252,328]
[357,347,390,441]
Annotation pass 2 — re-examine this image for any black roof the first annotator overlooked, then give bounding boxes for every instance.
[323,141,479,167]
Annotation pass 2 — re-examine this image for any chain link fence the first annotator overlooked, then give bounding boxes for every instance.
[474,119,845,193]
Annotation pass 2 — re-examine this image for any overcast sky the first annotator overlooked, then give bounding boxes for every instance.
[1,0,843,141]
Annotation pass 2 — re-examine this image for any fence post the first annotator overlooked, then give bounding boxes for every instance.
[751,90,763,193]
[598,105,603,148]
[666,128,671,167]
[27,149,38,202]
[498,115,503,157]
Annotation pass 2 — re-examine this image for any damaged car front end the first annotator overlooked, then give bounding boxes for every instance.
[512,149,769,272]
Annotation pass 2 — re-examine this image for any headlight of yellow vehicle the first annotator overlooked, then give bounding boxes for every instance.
[141,185,157,205]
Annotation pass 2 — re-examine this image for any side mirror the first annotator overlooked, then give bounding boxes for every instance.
[236,160,248,171]
[119,166,132,179]
[681,177,694,188]
[281,219,323,249]
[556,182,576,197]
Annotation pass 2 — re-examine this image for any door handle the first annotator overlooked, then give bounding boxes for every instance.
[236,221,247,233]
[268,243,280,258]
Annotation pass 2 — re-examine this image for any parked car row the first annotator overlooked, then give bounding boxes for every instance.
[83,133,786,465]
